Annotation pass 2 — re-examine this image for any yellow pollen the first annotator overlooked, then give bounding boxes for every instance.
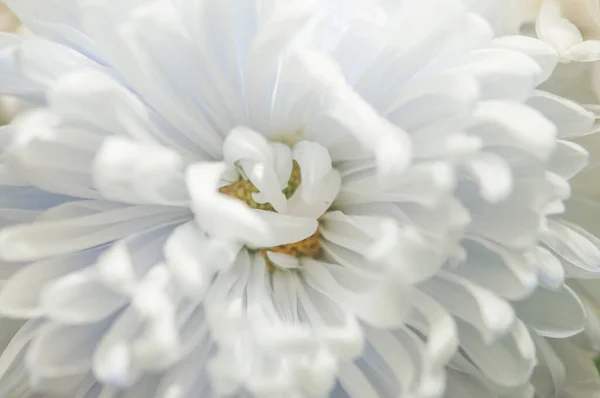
[218,161,322,268]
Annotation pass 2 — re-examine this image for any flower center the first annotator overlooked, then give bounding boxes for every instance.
[219,161,323,266]
[219,161,302,209]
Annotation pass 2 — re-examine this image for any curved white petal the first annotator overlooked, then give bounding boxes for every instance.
[469,100,557,159]
[514,285,586,338]
[242,160,287,213]
[287,169,341,218]
[491,36,558,84]
[164,221,241,299]
[0,248,104,318]
[186,162,272,247]
[250,210,318,248]
[420,271,515,342]
[93,136,189,206]
[0,201,186,262]
[223,126,273,166]
[40,268,127,325]
[456,319,536,387]
[26,321,111,381]
[292,141,332,204]
[527,90,595,138]
[270,142,294,190]
[462,152,513,203]
[302,258,411,328]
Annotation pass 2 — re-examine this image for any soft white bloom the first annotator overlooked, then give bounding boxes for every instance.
[532,134,600,398]
[530,0,600,62]
[530,0,600,135]
[477,0,600,61]
[0,0,598,397]
[529,279,600,398]
[476,0,600,122]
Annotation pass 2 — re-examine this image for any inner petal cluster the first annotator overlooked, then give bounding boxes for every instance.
[219,160,302,210]
[219,147,325,266]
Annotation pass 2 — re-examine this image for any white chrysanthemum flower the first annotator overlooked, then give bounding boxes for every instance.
[0,0,598,397]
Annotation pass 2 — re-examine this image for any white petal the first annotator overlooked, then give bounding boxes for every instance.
[530,333,566,398]
[1,39,101,95]
[548,140,589,180]
[562,39,600,61]
[408,291,458,370]
[5,0,97,58]
[548,337,600,397]
[302,258,411,328]
[6,110,102,199]
[242,160,287,213]
[223,126,273,166]
[93,136,189,206]
[0,248,103,318]
[164,221,241,299]
[0,200,186,262]
[251,210,318,248]
[292,141,333,204]
[536,0,583,53]
[95,344,136,389]
[186,162,272,247]
[319,211,381,255]
[542,219,600,274]
[363,327,418,394]
[383,74,479,131]
[491,36,558,83]
[88,1,227,158]
[338,162,455,209]
[287,170,341,218]
[448,48,541,100]
[421,272,515,342]
[456,319,536,387]
[0,319,45,382]
[535,247,565,289]
[469,100,557,159]
[367,222,450,284]
[337,362,380,398]
[155,342,212,398]
[40,268,126,324]
[26,321,111,380]
[271,143,293,190]
[527,90,595,138]
[514,285,585,338]
[462,152,513,203]
[48,69,161,144]
[265,252,300,270]
[445,368,494,398]
[456,238,538,300]
[309,75,412,177]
